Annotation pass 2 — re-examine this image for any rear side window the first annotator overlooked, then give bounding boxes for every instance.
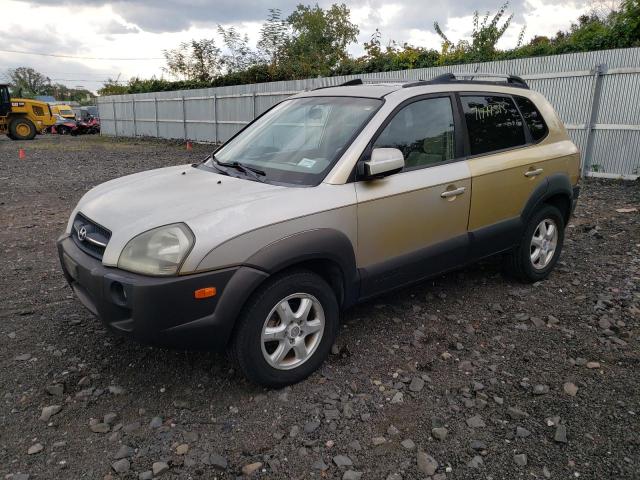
[373,97,456,169]
[461,95,526,155]
[514,96,548,142]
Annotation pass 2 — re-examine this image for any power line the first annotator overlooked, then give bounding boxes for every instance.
[0,48,164,61]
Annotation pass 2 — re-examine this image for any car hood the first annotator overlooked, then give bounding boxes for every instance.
[68,164,287,266]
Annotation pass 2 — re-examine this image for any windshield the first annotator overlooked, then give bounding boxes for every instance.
[205,96,382,186]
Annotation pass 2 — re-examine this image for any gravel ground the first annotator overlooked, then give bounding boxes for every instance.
[1,134,639,480]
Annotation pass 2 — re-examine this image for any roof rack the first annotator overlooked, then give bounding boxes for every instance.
[311,78,411,90]
[403,72,529,89]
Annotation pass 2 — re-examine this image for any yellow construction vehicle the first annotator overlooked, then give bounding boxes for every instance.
[0,84,56,140]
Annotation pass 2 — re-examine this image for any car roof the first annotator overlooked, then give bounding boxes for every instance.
[291,82,540,102]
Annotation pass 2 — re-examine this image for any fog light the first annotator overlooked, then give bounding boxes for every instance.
[111,281,127,305]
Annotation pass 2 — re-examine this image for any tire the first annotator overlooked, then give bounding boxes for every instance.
[229,269,339,388]
[504,204,565,283]
[9,117,36,140]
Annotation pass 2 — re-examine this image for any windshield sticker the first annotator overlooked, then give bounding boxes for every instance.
[298,158,317,168]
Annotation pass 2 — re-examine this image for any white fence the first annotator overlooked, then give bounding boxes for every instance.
[98,47,640,178]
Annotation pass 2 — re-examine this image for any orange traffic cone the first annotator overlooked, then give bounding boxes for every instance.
[18,148,26,159]
[186,141,192,151]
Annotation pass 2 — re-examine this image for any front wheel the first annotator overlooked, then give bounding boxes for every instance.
[9,118,36,140]
[229,270,339,388]
[504,204,565,283]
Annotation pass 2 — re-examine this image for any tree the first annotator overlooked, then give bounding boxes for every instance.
[280,3,359,77]
[163,39,221,82]
[257,8,290,66]
[435,2,523,63]
[218,25,260,72]
[7,67,51,96]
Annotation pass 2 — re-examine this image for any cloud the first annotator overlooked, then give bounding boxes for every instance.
[97,19,140,35]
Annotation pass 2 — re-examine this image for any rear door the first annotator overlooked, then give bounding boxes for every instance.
[355,94,471,298]
[460,93,544,257]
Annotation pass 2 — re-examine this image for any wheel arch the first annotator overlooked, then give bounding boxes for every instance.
[245,228,359,308]
[521,173,573,224]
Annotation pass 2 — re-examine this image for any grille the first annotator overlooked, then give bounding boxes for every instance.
[71,213,111,260]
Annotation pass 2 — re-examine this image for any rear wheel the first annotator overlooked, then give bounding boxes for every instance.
[504,204,565,283]
[229,270,339,388]
[9,117,36,140]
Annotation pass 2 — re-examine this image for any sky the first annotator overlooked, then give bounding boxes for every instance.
[0,0,591,93]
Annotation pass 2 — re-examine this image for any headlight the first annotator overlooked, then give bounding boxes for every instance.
[118,223,194,276]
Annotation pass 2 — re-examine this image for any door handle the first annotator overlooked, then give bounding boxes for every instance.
[440,186,466,198]
[524,168,544,177]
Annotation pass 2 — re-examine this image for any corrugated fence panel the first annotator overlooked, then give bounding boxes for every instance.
[98,47,640,177]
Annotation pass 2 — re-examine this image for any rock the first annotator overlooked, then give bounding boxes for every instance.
[470,440,487,451]
[372,436,386,446]
[111,459,130,474]
[554,424,568,443]
[390,392,404,404]
[493,396,504,405]
[209,453,228,470]
[333,455,353,467]
[241,462,262,476]
[108,385,125,395]
[7,474,29,480]
[417,451,438,476]
[90,423,110,433]
[563,382,578,396]
[386,474,402,480]
[114,445,134,459]
[176,444,189,455]
[507,407,529,420]
[15,353,31,361]
[312,460,329,471]
[432,427,448,440]
[533,384,549,395]
[348,440,362,451]
[514,453,528,466]
[466,415,486,428]
[516,426,531,438]
[149,416,163,428]
[441,351,452,360]
[138,472,153,480]
[599,317,612,329]
[401,439,416,450]
[408,377,425,392]
[387,425,400,436]
[289,425,300,438]
[468,455,484,468]
[531,316,545,328]
[343,471,363,480]
[40,405,62,422]
[304,420,320,433]
[586,361,601,369]
[152,461,169,476]
[27,443,43,455]
[45,384,64,396]
[104,412,119,425]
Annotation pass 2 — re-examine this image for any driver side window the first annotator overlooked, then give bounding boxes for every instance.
[374,97,456,170]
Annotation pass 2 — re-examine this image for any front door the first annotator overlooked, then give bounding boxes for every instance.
[355,95,471,298]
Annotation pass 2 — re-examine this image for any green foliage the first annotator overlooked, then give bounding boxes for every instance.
[97,1,640,95]
[163,39,222,82]
[280,3,359,77]
[7,66,95,102]
[435,2,523,64]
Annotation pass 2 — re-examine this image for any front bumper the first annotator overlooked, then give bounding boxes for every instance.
[57,235,268,350]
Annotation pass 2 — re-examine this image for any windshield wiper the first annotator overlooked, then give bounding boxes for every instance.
[214,159,266,181]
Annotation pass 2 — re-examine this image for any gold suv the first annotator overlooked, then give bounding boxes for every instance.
[58,73,580,386]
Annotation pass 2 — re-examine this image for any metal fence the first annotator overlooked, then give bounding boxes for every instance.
[98,47,640,178]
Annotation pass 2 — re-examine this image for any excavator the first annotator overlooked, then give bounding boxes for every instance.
[0,84,56,140]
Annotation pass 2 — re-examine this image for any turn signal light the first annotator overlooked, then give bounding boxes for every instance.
[194,287,216,299]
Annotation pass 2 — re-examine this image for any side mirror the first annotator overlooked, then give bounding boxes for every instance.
[362,148,405,179]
